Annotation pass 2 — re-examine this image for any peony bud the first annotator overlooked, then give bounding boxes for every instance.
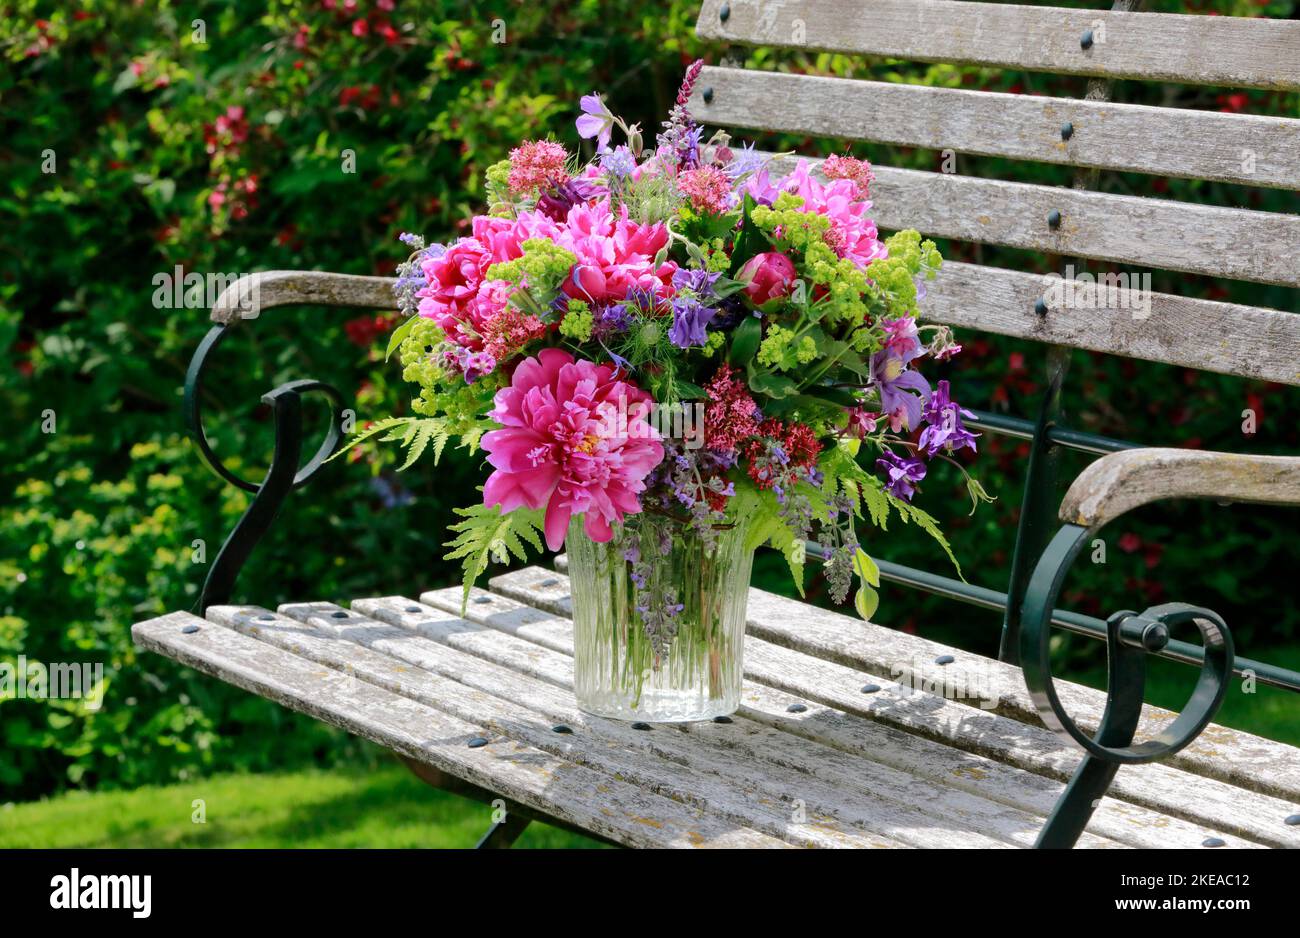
[739,251,797,308]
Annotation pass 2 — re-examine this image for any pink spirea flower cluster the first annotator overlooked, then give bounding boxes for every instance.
[820,154,875,199]
[678,165,731,214]
[481,348,665,550]
[507,139,569,194]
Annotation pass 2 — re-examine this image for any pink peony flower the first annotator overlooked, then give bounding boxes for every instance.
[481,348,665,550]
[555,198,678,305]
[745,160,887,268]
[739,251,797,307]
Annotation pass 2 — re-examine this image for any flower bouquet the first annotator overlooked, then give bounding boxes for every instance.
[352,62,985,721]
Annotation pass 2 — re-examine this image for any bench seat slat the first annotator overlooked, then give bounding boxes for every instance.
[696,0,1300,91]
[280,600,1086,849]
[130,611,787,849]
[370,592,1266,849]
[923,262,1300,388]
[693,67,1300,190]
[762,156,1300,289]
[482,568,1300,847]
[218,603,907,848]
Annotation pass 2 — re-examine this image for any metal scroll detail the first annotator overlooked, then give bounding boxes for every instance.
[183,323,346,612]
[1019,524,1235,848]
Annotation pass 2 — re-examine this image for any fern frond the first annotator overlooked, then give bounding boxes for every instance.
[443,501,547,611]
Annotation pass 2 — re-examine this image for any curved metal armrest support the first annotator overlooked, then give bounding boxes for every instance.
[187,270,398,612]
[1060,447,1300,528]
[1016,446,1286,846]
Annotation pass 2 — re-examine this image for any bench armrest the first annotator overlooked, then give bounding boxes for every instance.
[211,270,396,323]
[1059,447,1300,528]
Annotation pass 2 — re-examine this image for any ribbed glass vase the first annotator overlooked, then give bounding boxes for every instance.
[567,514,753,722]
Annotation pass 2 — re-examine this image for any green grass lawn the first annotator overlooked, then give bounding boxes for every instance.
[0,760,607,849]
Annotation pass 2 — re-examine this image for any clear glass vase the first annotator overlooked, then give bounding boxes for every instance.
[568,513,753,722]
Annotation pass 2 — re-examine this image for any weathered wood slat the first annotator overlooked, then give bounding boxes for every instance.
[692,67,1300,190]
[920,261,1300,387]
[302,599,1091,849]
[130,611,786,849]
[430,581,1258,849]
[763,155,1300,288]
[214,603,904,849]
[480,569,1300,846]
[1061,448,1300,527]
[696,0,1300,90]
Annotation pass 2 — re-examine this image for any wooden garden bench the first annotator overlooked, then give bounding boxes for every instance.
[134,0,1300,848]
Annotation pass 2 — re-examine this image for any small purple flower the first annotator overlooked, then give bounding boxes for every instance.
[671,267,722,299]
[575,93,614,152]
[461,349,496,383]
[536,177,606,222]
[877,451,927,502]
[872,348,931,432]
[668,297,717,348]
[725,142,768,180]
[600,145,636,179]
[917,380,979,457]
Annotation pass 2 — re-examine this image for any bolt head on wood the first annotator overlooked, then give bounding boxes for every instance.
[1048,209,1062,229]
[786,703,808,713]
[935,654,955,666]
[702,87,714,104]
[631,721,652,731]
[1081,29,1094,50]
[1034,298,1049,317]
[552,723,574,734]
[331,611,348,619]
[712,715,733,724]
[719,2,730,21]
[1286,814,1300,826]
[1060,121,1074,141]
[467,736,489,749]
[1202,836,1225,848]
[181,624,201,634]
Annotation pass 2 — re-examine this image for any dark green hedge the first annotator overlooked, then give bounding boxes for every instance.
[1,0,1295,800]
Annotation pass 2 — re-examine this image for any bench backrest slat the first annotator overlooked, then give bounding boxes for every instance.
[753,155,1300,289]
[697,67,1300,190]
[696,0,1300,90]
[930,262,1300,387]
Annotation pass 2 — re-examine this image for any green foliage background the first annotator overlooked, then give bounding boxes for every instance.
[1,0,1296,801]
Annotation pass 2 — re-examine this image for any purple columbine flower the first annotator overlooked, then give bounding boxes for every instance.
[671,267,722,299]
[575,93,614,152]
[668,297,717,348]
[917,380,979,457]
[871,348,931,432]
[877,451,927,502]
[536,177,606,222]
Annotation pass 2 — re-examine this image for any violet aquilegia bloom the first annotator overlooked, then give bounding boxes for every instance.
[876,450,927,501]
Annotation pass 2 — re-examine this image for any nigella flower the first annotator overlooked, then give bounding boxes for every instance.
[600,145,637,179]
[877,450,927,502]
[724,142,767,181]
[575,93,614,152]
[917,380,979,457]
[668,296,717,348]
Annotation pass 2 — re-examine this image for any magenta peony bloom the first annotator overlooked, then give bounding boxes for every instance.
[481,348,665,550]
[744,160,887,269]
[556,198,678,305]
[739,251,797,307]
